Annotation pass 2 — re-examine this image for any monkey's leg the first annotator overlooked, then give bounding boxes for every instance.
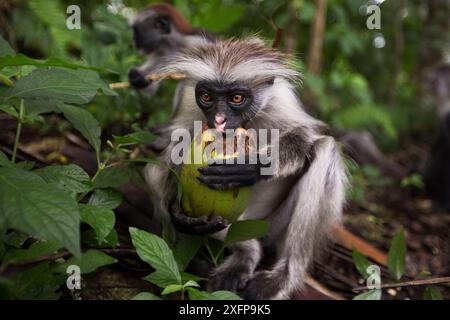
[207,239,262,293]
[243,137,347,300]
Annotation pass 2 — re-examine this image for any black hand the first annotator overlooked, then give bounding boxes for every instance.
[169,202,229,235]
[197,156,271,190]
[128,68,151,88]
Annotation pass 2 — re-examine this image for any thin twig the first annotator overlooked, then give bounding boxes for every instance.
[109,72,187,90]
[353,276,450,292]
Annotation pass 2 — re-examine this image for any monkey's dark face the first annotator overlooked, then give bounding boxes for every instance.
[132,14,171,53]
[195,81,253,132]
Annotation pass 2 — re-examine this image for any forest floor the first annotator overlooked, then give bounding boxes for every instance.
[1,115,449,300]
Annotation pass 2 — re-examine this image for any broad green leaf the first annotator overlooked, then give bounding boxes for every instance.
[131,292,161,300]
[57,104,101,154]
[52,249,117,274]
[0,55,113,73]
[0,35,15,56]
[3,241,61,265]
[129,227,181,284]
[181,271,206,284]
[423,287,443,300]
[211,291,242,300]
[93,167,131,189]
[12,263,63,300]
[0,104,18,117]
[5,68,115,104]
[81,229,118,248]
[79,204,115,243]
[352,248,371,279]
[88,188,123,209]
[183,280,200,288]
[23,98,61,116]
[353,289,382,300]
[3,231,28,248]
[0,168,80,256]
[174,235,203,271]
[113,131,157,146]
[0,150,12,167]
[186,287,214,300]
[388,229,406,281]
[34,164,91,197]
[187,288,242,300]
[144,270,178,288]
[161,284,183,296]
[224,220,270,248]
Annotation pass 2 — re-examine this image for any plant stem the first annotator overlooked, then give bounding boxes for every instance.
[180,288,185,300]
[205,241,218,267]
[353,276,450,292]
[11,99,25,163]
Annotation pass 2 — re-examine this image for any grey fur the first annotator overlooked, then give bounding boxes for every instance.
[144,38,348,299]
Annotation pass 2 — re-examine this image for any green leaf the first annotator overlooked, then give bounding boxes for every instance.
[353,289,382,300]
[113,131,157,146]
[224,220,270,248]
[0,104,18,117]
[3,231,28,248]
[34,164,91,198]
[144,270,177,288]
[0,35,15,56]
[131,292,161,300]
[161,284,183,296]
[3,241,61,265]
[81,229,118,248]
[181,271,206,284]
[56,103,101,154]
[129,227,181,284]
[174,235,203,271]
[183,280,200,288]
[5,68,115,104]
[211,291,242,300]
[0,150,12,168]
[93,167,131,189]
[11,263,63,300]
[423,287,443,300]
[388,229,406,281]
[352,248,371,279]
[88,188,123,209]
[0,55,113,73]
[186,287,214,300]
[79,204,115,243]
[0,168,80,256]
[187,288,242,300]
[52,249,117,274]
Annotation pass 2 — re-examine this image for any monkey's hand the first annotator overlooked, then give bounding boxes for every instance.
[197,156,270,190]
[169,202,229,235]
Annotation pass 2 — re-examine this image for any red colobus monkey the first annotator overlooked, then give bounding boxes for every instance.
[144,38,348,299]
[128,3,215,95]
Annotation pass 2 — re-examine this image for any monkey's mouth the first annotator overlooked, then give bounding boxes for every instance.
[214,120,227,132]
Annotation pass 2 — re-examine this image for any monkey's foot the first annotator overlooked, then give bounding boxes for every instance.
[206,265,252,294]
[242,270,286,300]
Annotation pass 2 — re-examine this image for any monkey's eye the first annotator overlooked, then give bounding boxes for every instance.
[230,94,244,104]
[200,93,212,103]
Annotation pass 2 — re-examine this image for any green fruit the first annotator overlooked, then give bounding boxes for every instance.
[179,129,252,223]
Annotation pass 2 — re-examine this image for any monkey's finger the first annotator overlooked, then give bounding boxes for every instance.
[171,208,209,226]
[197,175,256,186]
[198,165,256,175]
[191,216,229,234]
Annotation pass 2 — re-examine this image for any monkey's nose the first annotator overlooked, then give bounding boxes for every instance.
[215,114,226,124]
[214,114,227,132]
